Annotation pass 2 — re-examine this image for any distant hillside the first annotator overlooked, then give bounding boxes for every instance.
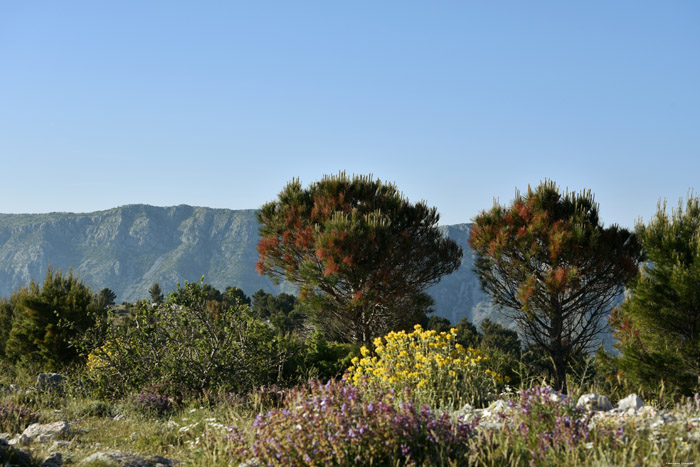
[0,204,615,349]
[0,205,295,303]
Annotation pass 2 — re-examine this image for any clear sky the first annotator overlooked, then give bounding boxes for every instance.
[1,1,698,228]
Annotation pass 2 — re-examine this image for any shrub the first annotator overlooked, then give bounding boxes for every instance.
[347,324,502,409]
[81,279,285,397]
[0,401,39,434]
[225,379,477,466]
[4,267,105,369]
[280,332,359,384]
[130,391,175,418]
[499,386,593,462]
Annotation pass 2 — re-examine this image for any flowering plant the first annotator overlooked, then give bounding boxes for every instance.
[502,386,591,461]
[347,324,503,408]
[0,400,39,434]
[226,379,477,466]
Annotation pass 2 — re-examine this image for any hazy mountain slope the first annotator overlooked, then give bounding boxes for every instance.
[0,205,615,350]
[0,205,293,303]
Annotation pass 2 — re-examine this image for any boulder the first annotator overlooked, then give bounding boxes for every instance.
[20,421,71,445]
[617,394,644,411]
[80,450,175,466]
[36,373,66,392]
[42,452,63,466]
[577,393,612,412]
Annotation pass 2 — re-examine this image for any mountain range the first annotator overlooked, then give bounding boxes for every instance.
[0,204,497,323]
[0,204,616,349]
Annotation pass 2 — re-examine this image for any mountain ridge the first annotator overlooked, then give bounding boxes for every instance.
[0,204,497,327]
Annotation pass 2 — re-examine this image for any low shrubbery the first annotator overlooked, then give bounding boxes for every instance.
[81,279,285,398]
[0,400,39,434]
[499,386,593,462]
[226,378,478,466]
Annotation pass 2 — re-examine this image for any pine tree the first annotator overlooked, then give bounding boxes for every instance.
[4,267,104,368]
[257,172,462,343]
[470,180,641,392]
[609,195,700,396]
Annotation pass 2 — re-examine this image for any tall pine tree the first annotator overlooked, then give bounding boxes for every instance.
[256,172,462,343]
[470,180,641,392]
[608,195,700,396]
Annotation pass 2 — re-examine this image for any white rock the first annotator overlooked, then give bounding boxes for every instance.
[20,421,70,445]
[80,450,175,466]
[577,393,612,412]
[617,394,644,411]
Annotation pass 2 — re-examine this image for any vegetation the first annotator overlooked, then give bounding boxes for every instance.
[81,279,284,398]
[470,180,642,392]
[348,325,503,409]
[607,194,700,397]
[3,267,106,369]
[148,282,164,303]
[2,181,700,465]
[256,172,462,343]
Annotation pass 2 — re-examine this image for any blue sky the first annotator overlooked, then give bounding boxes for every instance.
[1,1,698,228]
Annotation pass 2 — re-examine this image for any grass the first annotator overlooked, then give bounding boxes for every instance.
[1,361,699,466]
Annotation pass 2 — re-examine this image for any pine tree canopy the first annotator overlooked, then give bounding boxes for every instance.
[256,172,462,343]
[470,180,641,392]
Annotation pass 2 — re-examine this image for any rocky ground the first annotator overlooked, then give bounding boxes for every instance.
[2,375,700,466]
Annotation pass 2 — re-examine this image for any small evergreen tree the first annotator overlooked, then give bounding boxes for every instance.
[97,288,117,307]
[454,317,482,349]
[609,195,700,396]
[149,283,164,303]
[4,267,104,368]
[425,316,453,333]
[480,318,521,356]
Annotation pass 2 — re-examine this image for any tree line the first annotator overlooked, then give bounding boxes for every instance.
[0,172,698,400]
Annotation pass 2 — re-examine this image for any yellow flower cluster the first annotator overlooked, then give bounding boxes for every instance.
[347,324,503,408]
[86,338,125,374]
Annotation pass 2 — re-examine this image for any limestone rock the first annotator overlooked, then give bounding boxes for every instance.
[617,393,644,411]
[80,450,175,466]
[577,393,612,412]
[36,373,66,392]
[20,421,71,445]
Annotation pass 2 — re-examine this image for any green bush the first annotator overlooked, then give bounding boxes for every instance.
[281,331,358,383]
[3,267,105,369]
[81,279,285,398]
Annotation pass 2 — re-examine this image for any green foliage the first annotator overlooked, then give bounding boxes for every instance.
[609,195,700,397]
[281,332,358,383]
[470,180,641,392]
[3,267,105,369]
[251,289,307,335]
[257,172,462,343]
[97,288,117,307]
[81,279,284,398]
[0,299,13,359]
[425,315,452,333]
[480,318,521,356]
[224,286,251,306]
[148,282,164,303]
[454,317,481,349]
